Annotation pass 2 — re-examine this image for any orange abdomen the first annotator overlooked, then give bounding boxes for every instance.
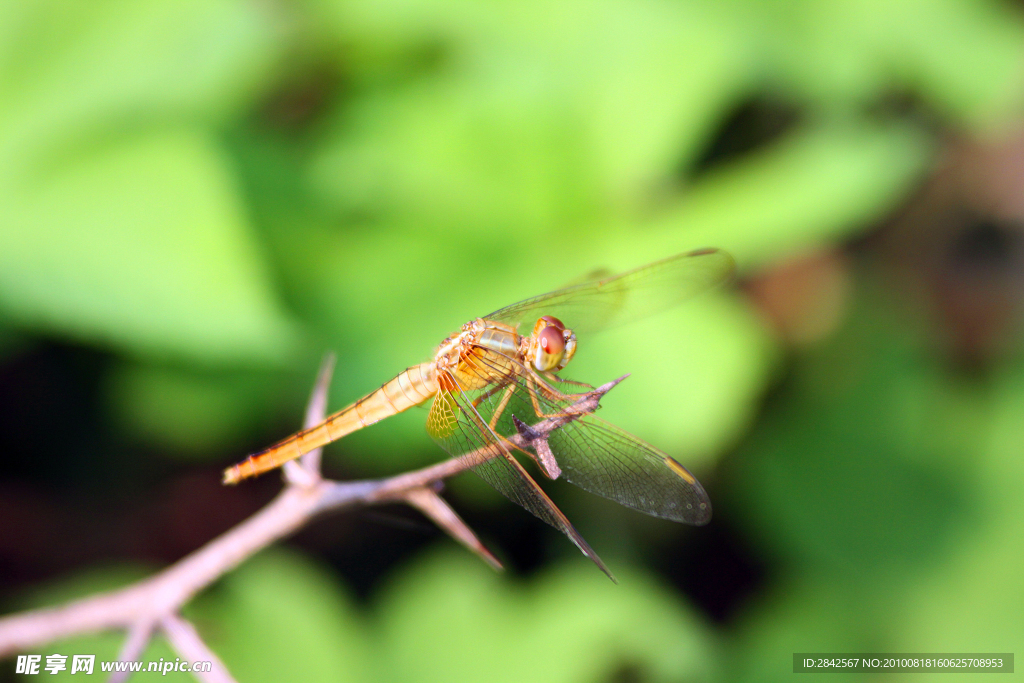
[222,363,439,484]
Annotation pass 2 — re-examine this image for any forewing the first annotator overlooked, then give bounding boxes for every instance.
[425,368,613,579]
[486,248,734,334]
[467,351,711,524]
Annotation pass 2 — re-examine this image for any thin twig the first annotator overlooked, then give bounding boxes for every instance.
[283,353,335,488]
[159,614,236,683]
[405,487,503,570]
[107,620,154,683]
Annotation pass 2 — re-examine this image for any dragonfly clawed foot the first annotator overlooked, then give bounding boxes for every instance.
[543,373,593,391]
[511,414,562,480]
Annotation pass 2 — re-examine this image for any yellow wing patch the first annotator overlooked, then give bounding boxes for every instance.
[427,389,461,439]
[663,456,697,485]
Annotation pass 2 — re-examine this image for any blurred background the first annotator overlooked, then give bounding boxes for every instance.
[3,0,1024,680]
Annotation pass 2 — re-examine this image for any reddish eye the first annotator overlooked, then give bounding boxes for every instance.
[540,315,565,331]
[538,325,565,354]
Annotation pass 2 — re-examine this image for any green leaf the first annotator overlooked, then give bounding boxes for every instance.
[730,0,1024,127]
[192,549,371,683]
[310,0,751,229]
[729,360,1024,681]
[651,123,933,268]
[0,130,301,364]
[0,0,296,365]
[726,279,979,573]
[104,362,293,458]
[892,363,1024,655]
[375,549,717,683]
[0,0,284,141]
[729,577,903,683]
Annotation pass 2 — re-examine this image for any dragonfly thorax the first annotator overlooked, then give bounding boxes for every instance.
[433,319,484,372]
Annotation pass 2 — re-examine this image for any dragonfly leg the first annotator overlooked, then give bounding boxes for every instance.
[488,384,515,431]
[529,368,582,402]
[525,373,576,420]
[463,376,530,456]
[489,391,560,478]
[472,381,507,409]
[543,372,593,390]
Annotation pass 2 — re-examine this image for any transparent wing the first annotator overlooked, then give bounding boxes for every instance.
[425,362,613,580]
[486,248,734,335]
[466,348,712,524]
[551,415,711,523]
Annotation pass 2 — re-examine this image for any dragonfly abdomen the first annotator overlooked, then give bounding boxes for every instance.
[222,363,438,484]
[366,363,439,425]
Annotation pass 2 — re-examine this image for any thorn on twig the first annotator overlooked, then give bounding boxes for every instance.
[405,487,503,571]
[511,415,561,480]
[284,353,336,488]
[594,373,629,396]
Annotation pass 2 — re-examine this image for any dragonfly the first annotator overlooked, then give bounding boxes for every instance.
[223,248,734,577]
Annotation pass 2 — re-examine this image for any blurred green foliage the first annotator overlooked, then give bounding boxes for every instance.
[20,549,716,682]
[4,0,1024,681]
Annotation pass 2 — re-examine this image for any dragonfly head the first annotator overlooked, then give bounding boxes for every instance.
[531,315,576,371]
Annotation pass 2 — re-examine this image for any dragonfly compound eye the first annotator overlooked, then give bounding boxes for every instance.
[534,325,565,371]
[533,314,565,336]
[540,315,565,331]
